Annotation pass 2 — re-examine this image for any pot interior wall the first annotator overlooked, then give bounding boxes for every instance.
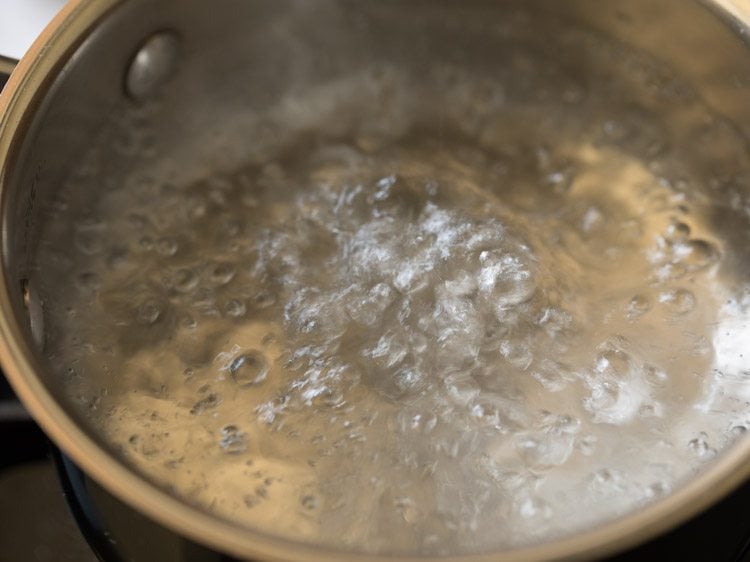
[6,0,750,344]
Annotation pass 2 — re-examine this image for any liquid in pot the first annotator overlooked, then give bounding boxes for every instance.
[32,21,750,556]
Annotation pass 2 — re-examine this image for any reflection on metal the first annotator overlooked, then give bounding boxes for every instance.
[714,0,750,28]
[21,279,44,351]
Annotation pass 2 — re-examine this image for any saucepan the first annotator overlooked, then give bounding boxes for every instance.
[2,1,750,560]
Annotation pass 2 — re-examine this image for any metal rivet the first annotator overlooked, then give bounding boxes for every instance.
[125,32,181,101]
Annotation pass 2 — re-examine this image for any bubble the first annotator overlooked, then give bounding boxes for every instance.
[230,351,269,387]
[655,262,687,282]
[514,430,575,468]
[219,425,248,454]
[285,289,338,335]
[664,222,691,242]
[209,262,236,286]
[261,332,277,346]
[244,495,260,509]
[548,413,580,433]
[254,291,277,309]
[585,347,648,425]
[644,365,668,386]
[301,495,318,510]
[658,289,695,316]
[644,481,670,499]
[442,271,477,298]
[193,288,220,317]
[445,373,481,406]
[189,393,222,415]
[595,348,631,377]
[731,425,747,438]
[390,366,426,399]
[369,174,432,219]
[627,294,651,319]
[499,340,533,370]
[688,434,716,458]
[179,313,197,330]
[171,268,198,293]
[518,496,552,521]
[477,249,536,310]
[638,402,663,418]
[672,239,718,270]
[590,468,622,491]
[546,168,576,193]
[137,301,162,324]
[581,207,603,233]
[155,237,179,256]
[428,293,483,362]
[364,330,408,366]
[395,410,438,434]
[531,360,573,392]
[578,435,597,456]
[223,299,247,318]
[395,497,421,523]
[346,282,395,326]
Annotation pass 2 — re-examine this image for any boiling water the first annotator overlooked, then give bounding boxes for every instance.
[33,24,750,556]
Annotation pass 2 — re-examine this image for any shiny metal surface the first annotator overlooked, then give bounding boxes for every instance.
[1,0,750,560]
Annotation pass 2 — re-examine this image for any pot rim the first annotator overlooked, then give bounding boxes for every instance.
[2,1,750,560]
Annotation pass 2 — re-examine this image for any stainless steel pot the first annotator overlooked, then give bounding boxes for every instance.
[2,1,750,560]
